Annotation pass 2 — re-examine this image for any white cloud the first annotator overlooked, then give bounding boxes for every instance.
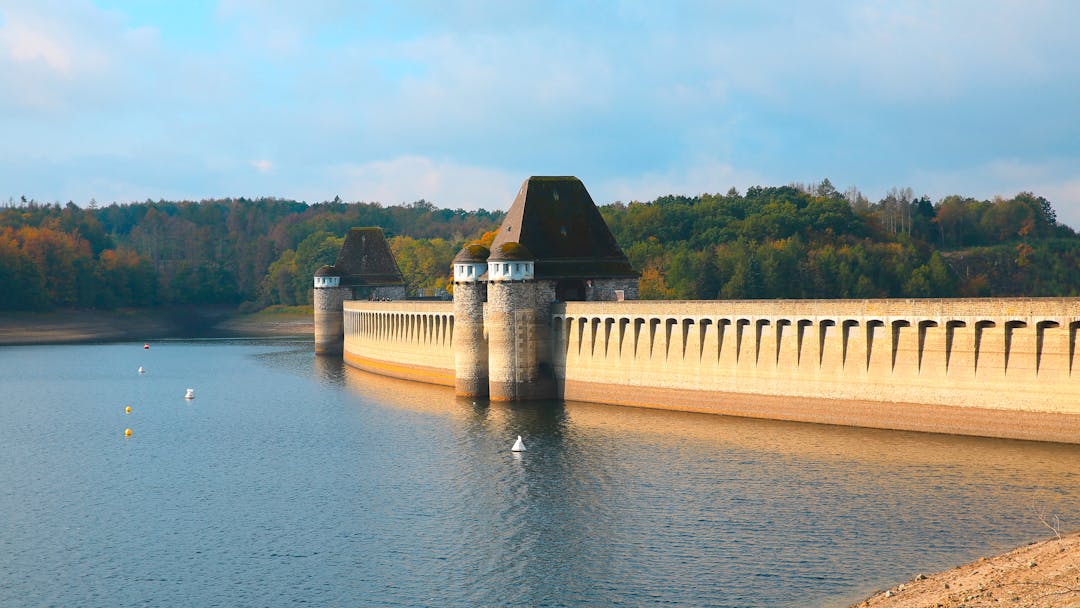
[0,2,159,113]
[2,18,73,73]
[251,159,274,174]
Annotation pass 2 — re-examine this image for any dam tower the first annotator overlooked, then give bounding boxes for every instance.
[451,244,490,397]
[485,242,555,401]
[314,266,349,354]
[481,176,640,400]
[313,227,406,355]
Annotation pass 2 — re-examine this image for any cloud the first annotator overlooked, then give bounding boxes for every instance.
[251,159,274,174]
[0,2,160,113]
[329,156,521,210]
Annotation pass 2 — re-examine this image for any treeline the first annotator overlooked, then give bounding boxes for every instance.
[1,182,1077,311]
[0,197,501,310]
[602,181,1078,299]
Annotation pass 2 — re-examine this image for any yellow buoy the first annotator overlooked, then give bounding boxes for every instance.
[124,428,132,437]
[125,406,132,414]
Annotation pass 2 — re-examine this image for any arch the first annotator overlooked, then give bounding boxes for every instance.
[817,319,836,367]
[1034,320,1060,376]
[864,319,885,371]
[681,318,695,359]
[1004,320,1028,374]
[698,318,714,361]
[773,319,792,365]
[974,320,996,375]
[665,318,679,359]
[556,279,587,302]
[795,319,813,366]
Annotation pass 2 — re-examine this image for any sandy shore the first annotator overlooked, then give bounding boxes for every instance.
[851,531,1080,608]
[0,308,313,346]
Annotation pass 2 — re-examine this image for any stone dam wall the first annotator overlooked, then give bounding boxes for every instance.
[343,301,456,386]
[343,298,1080,443]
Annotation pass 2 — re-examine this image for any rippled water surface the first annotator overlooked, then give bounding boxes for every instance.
[2,338,1080,607]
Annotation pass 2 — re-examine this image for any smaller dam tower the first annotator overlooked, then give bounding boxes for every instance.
[452,244,490,397]
[314,265,349,354]
[313,227,406,355]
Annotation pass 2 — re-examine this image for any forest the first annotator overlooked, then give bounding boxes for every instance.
[1,180,1077,312]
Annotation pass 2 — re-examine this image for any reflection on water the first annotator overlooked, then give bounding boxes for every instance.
[1,339,1078,608]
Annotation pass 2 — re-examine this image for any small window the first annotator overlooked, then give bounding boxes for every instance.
[515,263,520,273]
[468,266,474,277]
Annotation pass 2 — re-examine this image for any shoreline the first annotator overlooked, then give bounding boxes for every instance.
[849,531,1080,607]
[0,308,313,346]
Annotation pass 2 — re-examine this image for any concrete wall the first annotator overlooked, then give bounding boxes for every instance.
[343,297,1080,442]
[552,298,1080,442]
[343,301,455,386]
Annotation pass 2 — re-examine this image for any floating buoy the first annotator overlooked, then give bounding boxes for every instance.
[143,343,149,350]
[511,435,526,452]
[184,388,195,400]
[124,428,132,437]
[125,406,132,414]
[137,366,145,374]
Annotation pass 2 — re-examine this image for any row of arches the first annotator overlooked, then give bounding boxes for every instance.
[345,309,454,347]
[551,314,1080,378]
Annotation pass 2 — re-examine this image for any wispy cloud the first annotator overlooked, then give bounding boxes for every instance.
[0,0,1077,226]
[330,156,520,210]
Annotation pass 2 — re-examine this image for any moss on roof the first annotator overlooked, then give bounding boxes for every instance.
[452,243,491,263]
[490,176,638,279]
[488,241,533,261]
[314,264,340,277]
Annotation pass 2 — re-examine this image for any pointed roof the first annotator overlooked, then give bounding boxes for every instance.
[333,227,405,287]
[490,176,637,279]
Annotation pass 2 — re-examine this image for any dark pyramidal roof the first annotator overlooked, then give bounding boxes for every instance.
[333,228,405,287]
[490,176,637,279]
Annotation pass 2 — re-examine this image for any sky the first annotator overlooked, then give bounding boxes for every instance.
[2,0,1079,227]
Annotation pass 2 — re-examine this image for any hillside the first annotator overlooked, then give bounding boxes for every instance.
[1,183,1077,312]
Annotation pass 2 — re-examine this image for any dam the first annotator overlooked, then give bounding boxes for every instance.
[319,177,1080,444]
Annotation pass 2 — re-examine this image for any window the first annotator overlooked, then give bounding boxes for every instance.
[515,263,520,273]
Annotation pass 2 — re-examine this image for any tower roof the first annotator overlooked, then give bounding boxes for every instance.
[453,243,491,263]
[490,176,637,279]
[488,242,533,262]
[334,227,406,287]
[314,264,341,277]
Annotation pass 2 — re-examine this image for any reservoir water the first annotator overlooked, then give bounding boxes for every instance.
[2,338,1079,607]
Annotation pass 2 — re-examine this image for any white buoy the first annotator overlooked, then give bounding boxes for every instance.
[511,435,526,452]
[184,388,195,400]
[137,366,145,374]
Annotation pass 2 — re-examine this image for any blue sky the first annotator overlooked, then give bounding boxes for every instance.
[2,1,1080,227]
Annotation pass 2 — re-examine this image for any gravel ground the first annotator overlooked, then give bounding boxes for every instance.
[851,531,1080,608]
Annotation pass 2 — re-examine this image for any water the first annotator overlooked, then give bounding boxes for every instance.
[2,339,1079,607]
